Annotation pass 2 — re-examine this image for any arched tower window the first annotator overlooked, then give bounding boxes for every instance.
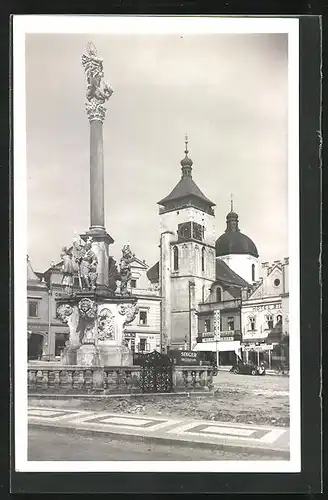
[201,247,205,272]
[216,287,222,302]
[173,246,179,271]
[251,263,255,281]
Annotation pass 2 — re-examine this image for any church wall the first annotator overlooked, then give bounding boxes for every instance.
[218,254,259,284]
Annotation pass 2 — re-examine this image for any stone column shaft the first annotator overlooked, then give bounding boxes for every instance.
[90,119,105,231]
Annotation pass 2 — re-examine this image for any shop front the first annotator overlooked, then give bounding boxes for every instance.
[194,338,242,366]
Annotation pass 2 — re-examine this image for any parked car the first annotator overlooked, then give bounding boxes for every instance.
[230,360,266,376]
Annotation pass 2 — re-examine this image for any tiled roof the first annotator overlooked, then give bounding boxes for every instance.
[147,261,159,283]
[158,177,215,207]
[215,259,249,287]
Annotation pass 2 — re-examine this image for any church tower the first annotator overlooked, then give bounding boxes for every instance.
[158,136,216,350]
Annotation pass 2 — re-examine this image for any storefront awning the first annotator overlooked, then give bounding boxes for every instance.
[194,341,241,353]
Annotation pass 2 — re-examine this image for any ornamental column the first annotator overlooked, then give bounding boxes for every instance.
[81,43,114,289]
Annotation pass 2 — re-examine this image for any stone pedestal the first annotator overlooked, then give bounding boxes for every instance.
[61,345,79,365]
[76,344,100,367]
[98,344,132,367]
[56,294,138,368]
[80,230,114,289]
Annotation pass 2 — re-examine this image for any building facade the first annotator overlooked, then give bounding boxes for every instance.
[240,258,289,368]
[194,259,247,364]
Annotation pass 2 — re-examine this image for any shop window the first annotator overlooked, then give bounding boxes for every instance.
[139,310,147,325]
[173,246,179,271]
[201,247,205,272]
[131,279,137,288]
[252,263,255,281]
[228,317,234,331]
[28,301,38,318]
[216,287,222,302]
[204,319,211,332]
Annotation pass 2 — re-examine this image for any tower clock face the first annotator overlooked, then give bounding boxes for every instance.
[178,222,192,240]
[193,222,204,241]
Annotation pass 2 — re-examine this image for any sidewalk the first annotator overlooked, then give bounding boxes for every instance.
[28,405,290,459]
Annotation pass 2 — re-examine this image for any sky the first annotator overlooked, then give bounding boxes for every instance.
[26,32,288,272]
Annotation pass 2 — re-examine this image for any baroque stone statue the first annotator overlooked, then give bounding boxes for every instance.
[81,42,113,122]
[119,244,133,296]
[73,237,98,291]
[60,246,74,295]
[108,256,119,294]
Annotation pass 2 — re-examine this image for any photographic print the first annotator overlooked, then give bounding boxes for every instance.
[13,16,300,474]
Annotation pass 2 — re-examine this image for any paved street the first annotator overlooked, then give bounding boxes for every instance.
[28,426,279,461]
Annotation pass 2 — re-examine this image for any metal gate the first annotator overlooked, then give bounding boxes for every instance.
[140,351,173,393]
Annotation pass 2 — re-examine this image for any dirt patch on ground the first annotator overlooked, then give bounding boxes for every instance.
[29,372,290,427]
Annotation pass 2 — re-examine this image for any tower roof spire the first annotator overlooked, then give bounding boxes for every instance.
[230,193,234,212]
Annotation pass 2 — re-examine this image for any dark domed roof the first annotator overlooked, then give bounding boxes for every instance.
[215,208,258,258]
[180,154,193,168]
[215,231,258,258]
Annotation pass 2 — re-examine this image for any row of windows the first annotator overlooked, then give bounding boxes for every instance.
[204,316,235,332]
[247,314,282,331]
[173,245,206,272]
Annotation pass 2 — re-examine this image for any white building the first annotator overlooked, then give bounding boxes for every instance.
[241,258,289,367]
[123,256,161,353]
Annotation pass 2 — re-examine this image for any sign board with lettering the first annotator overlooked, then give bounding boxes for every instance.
[213,309,221,340]
[168,350,201,365]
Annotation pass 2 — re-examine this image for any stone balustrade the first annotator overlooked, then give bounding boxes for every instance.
[173,366,214,391]
[28,363,215,394]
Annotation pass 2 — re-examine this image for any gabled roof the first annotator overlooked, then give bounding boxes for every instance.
[158,177,215,207]
[215,259,249,287]
[130,256,148,269]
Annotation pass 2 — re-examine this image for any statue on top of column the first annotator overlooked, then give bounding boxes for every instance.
[81,42,113,121]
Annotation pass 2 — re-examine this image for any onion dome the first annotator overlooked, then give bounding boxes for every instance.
[215,201,259,258]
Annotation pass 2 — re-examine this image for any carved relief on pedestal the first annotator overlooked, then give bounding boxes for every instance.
[56,304,80,347]
[118,303,138,326]
[78,298,97,319]
[81,323,96,345]
[56,304,73,323]
[98,308,115,341]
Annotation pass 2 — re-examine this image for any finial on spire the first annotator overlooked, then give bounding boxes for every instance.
[230,193,234,212]
[184,133,189,154]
